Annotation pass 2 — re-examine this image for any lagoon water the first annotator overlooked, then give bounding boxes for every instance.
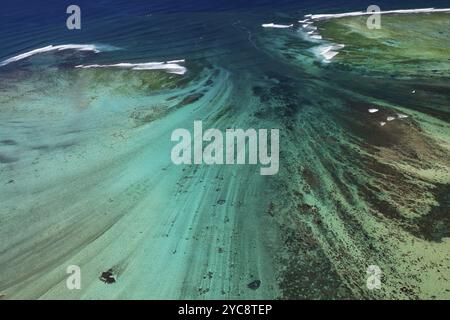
[0,0,449,299]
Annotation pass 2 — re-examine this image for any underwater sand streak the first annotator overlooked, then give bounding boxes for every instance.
[0,61,281,299]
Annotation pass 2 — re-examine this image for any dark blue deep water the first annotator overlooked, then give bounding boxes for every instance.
[2,0,450,64]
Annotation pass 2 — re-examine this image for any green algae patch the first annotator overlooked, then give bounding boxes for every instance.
[74,67,190,94]
[317,13,450,78]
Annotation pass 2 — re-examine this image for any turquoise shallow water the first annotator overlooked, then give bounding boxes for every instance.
[0,1,450,299]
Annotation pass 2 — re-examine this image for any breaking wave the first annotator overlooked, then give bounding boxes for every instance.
[0,44,116,67]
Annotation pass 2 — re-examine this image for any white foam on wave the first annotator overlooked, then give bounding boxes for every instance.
[320,46,339,61]
[332,44,345,50]
[262,23,293,29]
[369,108,379,113]
[298,19,320,41]
[307,7,450,21]
[0,44,106,67]
[298,14,348,63]
[166,59,186,64]
[75,60,187,75]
